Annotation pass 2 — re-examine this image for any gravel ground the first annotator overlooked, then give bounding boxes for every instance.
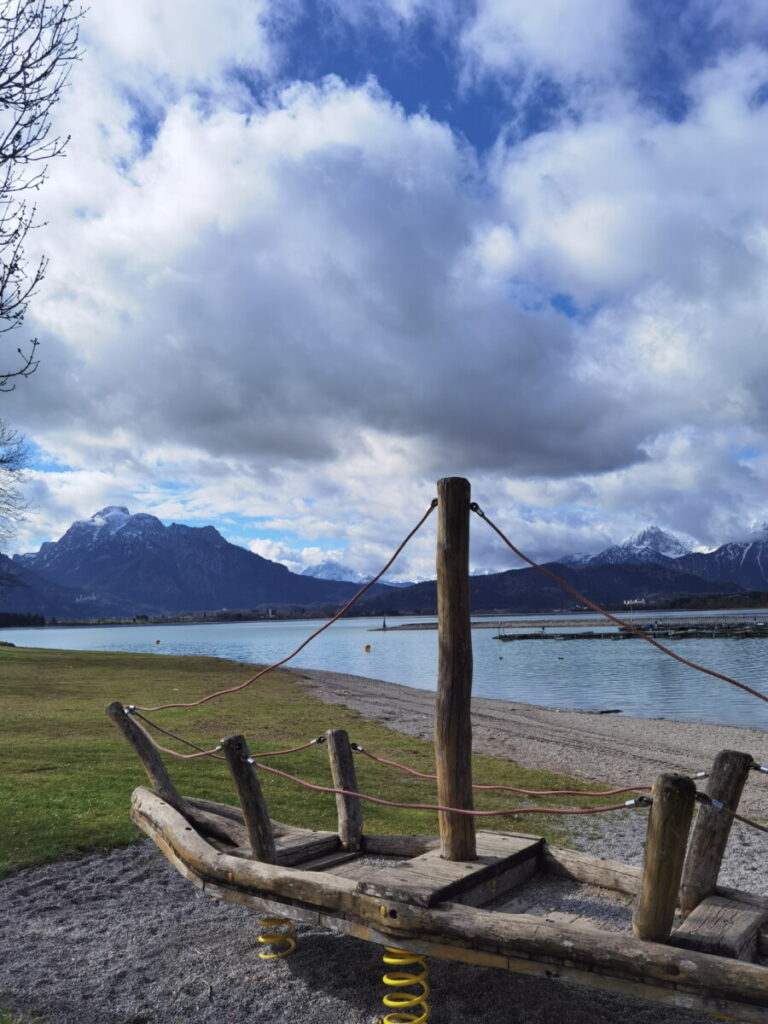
[1,670,766,1024]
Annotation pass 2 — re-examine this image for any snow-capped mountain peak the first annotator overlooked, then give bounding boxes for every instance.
[300,559,417,587]
[620,526,692,560]
[560,526,692,568]
[81,506,131,532]
[301,559,370,584]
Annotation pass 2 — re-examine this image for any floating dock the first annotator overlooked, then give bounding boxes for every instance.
[496,616,768,641]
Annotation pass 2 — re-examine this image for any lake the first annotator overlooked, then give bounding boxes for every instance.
[3,612,768,730]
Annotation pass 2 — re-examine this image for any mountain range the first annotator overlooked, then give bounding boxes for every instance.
[3,507,380,619]
[2,510,768,620]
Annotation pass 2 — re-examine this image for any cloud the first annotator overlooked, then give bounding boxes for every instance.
[21,74,648,485]
[459,0,635,86]
[7,2,768,578]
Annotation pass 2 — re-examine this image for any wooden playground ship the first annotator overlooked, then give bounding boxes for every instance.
[109,479,768,1022]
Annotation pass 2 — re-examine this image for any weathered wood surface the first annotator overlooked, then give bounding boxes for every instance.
[490,902,628,933]
[358,832,542,907]
[435,476,476,861]
[361,834,440,857]
[131,788,768,1021]
[106,701,186,814]
[274,831,340,866]
[671,895,768,961]
[298,849,361,872]
[131,786,359,910]
[633,774,696,941]
[325,728,363,851]
[221,734,277,864]
[182,796,340,852]
[716,886,768,955]
[183,796,297,837]
[368,898,768,1011]
[681,749,754,915]
[543,845,642,895]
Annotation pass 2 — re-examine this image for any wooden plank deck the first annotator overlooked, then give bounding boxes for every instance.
[356,831,543,908]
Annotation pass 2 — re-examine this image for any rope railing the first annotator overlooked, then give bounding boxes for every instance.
[694,791,768,833]
[250,757,768,832]
[352,744,651,796]
[128,709,767,831]
[249,757,653,818]
[125,702,768,831]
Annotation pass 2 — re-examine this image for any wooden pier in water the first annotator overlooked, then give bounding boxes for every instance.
[108,479,768,1021]
[496,616,768,642]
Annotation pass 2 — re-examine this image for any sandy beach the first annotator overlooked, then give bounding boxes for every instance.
[294,668,768,818]
[1,670,766,1024]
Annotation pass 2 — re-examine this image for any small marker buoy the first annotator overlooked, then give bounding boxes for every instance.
[155,640,161,645]
[364,644,371,653]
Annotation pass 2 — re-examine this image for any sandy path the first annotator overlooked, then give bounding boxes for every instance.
[293,668,768,817]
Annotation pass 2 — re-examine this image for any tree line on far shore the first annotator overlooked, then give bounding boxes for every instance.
[0,611,44,627]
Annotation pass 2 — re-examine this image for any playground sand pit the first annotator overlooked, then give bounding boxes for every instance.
[1,670,766,1024]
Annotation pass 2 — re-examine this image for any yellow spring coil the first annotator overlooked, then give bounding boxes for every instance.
[257,917,297,960]
[381,946,430,1024]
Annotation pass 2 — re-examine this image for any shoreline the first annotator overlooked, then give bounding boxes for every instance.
[292,667,768,818]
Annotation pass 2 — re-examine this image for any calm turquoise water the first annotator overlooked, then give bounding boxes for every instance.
[3,613,768,730]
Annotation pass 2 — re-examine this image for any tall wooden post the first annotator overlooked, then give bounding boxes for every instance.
[435,476,476,861]
[632,773,696,942]
[326,728,363,851]
[680,749,753,916]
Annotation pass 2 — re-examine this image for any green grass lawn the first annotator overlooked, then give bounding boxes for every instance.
[0,646,628,878]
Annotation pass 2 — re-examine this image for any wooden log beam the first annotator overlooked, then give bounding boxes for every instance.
[105,701,186,814]
[221,734,277,864]
[544,844,642,895]
[633,773,696,942]
[435,476,476,861]
[325,728,363,851]
[131,786,358,909]
[681,749,754,916]
[131,789,768,1019]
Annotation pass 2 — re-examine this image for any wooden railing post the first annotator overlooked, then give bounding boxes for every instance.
[680,749,754,916]
[221,734,277,863]
[326,728,363,851]
[632,773,696,942]
[435,476,476,861]
[105,701,186,814]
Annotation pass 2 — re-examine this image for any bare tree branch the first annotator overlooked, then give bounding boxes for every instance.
[0,0,83,389]
[0,417,28,546]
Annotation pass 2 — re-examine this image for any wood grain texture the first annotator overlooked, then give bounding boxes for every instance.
[681,749,754,915]
[325,728,363,850]
[221,734,277,864]
[671,895,768,960]
[358,832,542,907]
[544,845,642,895]
[105,701,186,814]
[435,476,476,861]
[633,774,696,941]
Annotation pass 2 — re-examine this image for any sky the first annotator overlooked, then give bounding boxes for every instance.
[5,0,768,580]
